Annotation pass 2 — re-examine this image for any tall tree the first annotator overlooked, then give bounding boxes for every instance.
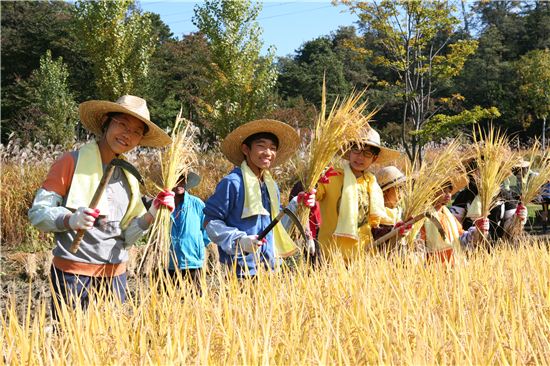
[516,48,550,149]
[192,0,277,139]
[341,0,478,164]
[11,50,78,146]
[73,0,156,100]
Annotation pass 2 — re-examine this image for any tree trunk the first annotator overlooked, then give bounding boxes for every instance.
[543,115,547,150]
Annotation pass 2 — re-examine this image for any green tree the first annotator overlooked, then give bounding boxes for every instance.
[13,50,78,146]
[192,0,277,139]
[516,48,550,149]
[73,0,156,100]
[342,0,478,164]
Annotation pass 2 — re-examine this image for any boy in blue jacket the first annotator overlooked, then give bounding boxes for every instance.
[203,119,302,278]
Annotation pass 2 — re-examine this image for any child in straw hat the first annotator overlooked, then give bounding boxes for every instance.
[450,158,527,243]
[203,119,301,277]
[416,175,488,264]
[304,127,405,262]
[371,166,410,251]
[28,95,174,319]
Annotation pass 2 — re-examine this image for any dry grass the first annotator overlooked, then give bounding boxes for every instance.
[520,143,550,204]
[2,239,549,364]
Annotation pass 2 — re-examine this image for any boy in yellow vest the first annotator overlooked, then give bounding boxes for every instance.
[310,128,402,262]
[416,176,488,264]
[29,95,174,319]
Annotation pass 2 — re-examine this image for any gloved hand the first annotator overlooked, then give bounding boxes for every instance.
[318,167,339,184]
[394,221,412,236]
[238,235,266,254]
[515,203,528,223]
[148,190,175,217]
[68,207,100,230]
[297,189,316,208]
[305,238,316,256]
[474,217,490,234]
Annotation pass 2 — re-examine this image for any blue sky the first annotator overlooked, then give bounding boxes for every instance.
[139,0,359,57]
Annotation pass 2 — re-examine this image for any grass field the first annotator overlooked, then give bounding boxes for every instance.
[2,240,549,365]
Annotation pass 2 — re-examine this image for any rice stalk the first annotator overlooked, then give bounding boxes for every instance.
[471,126,517,218]
[138,109,198,275]
[400,140,465,247]
[519,143,550,204]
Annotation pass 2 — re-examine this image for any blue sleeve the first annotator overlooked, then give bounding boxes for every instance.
[198,200,210,246]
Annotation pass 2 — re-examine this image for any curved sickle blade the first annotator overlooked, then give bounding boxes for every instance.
[257,207,308,243]
[111,158,144,186]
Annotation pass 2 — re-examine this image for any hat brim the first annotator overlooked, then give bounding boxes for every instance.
[184,172,201,190]
[450,174,469,195]
[221,119,300,167]
[379,175,407,192]
[79,100,172,148]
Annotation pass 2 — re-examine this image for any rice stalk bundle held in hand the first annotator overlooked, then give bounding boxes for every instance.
[138,109,198,275]
[509,142,550,237]
[400,140,464,249]
[470,126,517,242]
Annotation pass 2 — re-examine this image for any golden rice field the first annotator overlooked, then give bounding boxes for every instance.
[2,240,550,365]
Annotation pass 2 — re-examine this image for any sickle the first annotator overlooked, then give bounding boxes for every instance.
[69,158,144,254]
[373,211,447,247]
[257,207,309,243]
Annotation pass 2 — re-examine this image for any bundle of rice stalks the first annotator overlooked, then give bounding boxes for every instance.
[519,142,550,204]
[138,109,198,275]
[399,140,465,248]
[471,126,517,218]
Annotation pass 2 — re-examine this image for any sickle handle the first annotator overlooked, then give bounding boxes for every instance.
[69,164,117,254]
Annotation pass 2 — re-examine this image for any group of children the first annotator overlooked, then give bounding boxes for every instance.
[29,94,531,317]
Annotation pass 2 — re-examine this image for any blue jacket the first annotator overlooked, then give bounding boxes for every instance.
[169,192,210,270]
[203,167,277,276]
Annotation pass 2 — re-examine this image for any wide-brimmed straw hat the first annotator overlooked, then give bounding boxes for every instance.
[79,95,172,147]
[221,119,300,167]
[376,166,407,192]
[344,127,401,165]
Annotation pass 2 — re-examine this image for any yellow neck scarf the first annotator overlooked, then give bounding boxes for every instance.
[65,141,145,229]
[240,161,298,258]
[334,161,360,240]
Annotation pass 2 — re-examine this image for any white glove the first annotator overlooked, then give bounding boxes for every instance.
[306,238,316,256]
[297,189,317,208]
[515,203,528,224]
[238,235,265,254]
[68,207,100,230]
[148,190,175,217]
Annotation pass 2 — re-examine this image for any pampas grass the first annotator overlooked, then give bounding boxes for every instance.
[138,109,198,275]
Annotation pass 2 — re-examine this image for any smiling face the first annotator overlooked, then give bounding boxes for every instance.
[348,145,378,175]
[434,184,453,210]
[241,137,278,175]
[102,114,145,155]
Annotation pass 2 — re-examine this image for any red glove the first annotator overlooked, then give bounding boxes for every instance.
[474,217,490,234]
[149,190,175,217]
[297,189,316,208]
[395,221,412,236]
[68,207,100,230]
[515,203,528,222]
[318,167,339,184]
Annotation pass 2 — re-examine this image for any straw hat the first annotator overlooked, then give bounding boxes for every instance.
[449,173,469,195]
[376,166,407,192]
[79,95,172,147]
[344,127,401,165]
[221,119,300,167]
[515,159,530,169]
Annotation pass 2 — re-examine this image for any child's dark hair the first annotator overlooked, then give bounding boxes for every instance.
[101,112,149,135]
[242,132,279,149]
